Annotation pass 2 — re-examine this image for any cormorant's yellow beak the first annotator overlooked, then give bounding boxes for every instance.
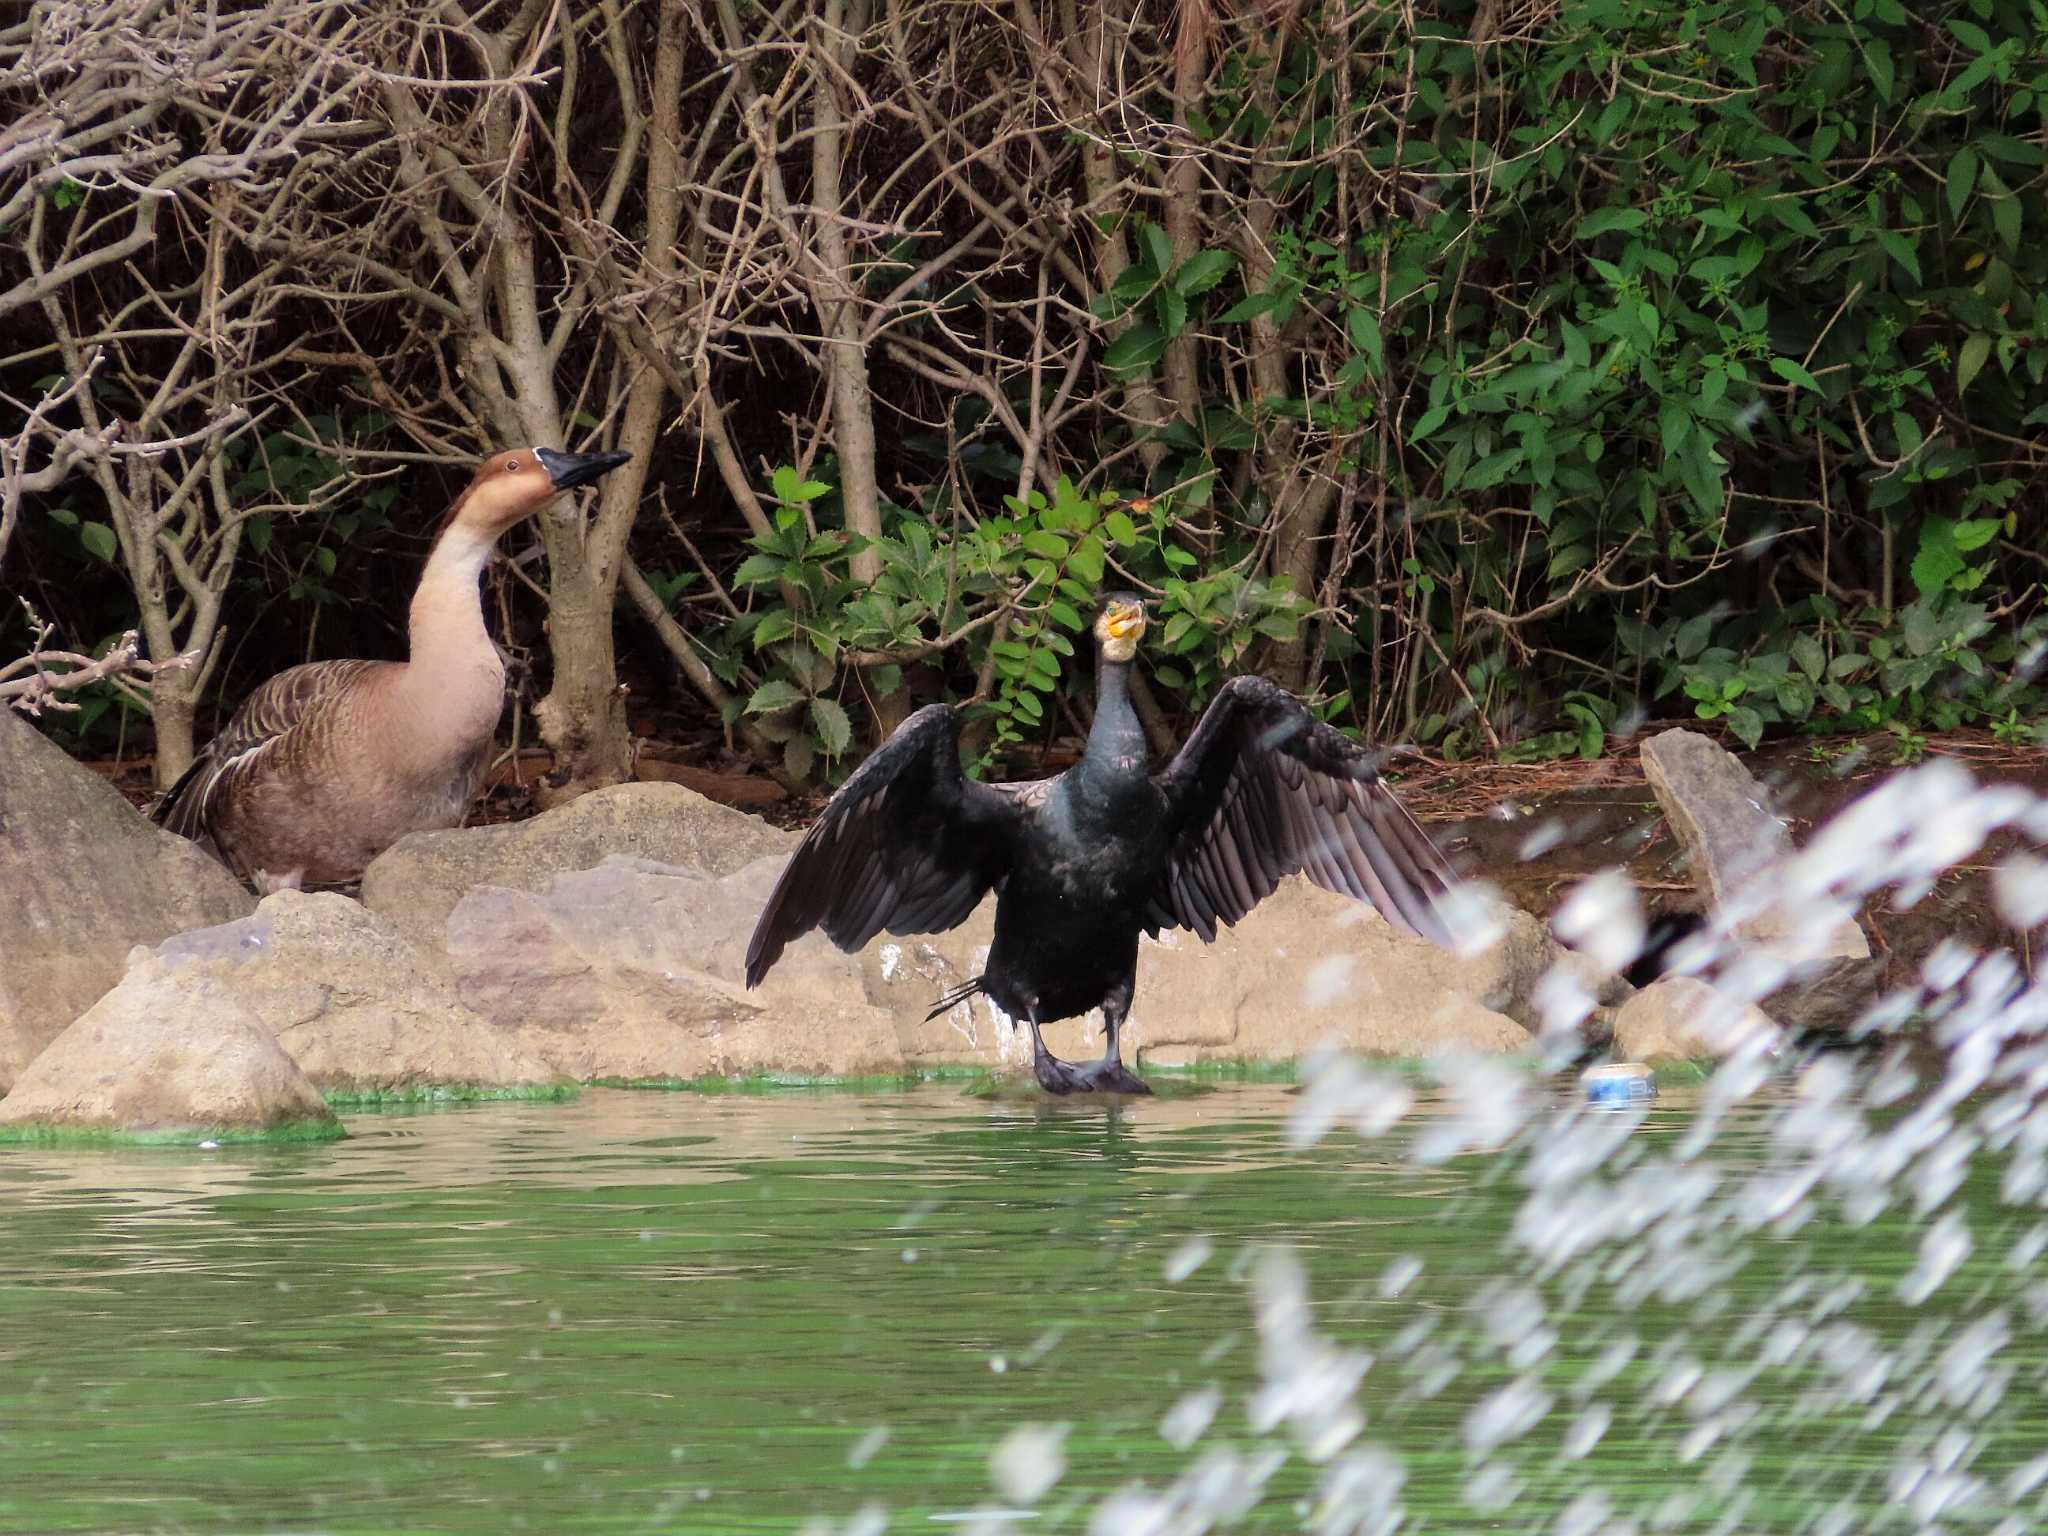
[1104,605,1145,641]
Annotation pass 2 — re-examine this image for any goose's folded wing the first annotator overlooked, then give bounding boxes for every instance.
[152,660,386,839]
[1145,675,1455,945]
[744,703,1023,985]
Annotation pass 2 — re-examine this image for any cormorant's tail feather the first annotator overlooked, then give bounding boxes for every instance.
[924,976,985,1022]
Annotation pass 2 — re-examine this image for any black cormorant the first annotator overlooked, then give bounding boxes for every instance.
[744,594,1458,1094]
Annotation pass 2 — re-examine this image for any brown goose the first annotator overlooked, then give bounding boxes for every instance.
[153,446,631,889]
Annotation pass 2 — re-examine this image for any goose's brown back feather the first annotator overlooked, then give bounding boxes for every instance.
[152,659,393,847]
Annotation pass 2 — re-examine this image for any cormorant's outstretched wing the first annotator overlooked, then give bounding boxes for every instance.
[152,660,387,840]
[745,703,1024,986]
[1146,676,1455,945]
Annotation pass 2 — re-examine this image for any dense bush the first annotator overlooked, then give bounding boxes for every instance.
[5,0,2044,781]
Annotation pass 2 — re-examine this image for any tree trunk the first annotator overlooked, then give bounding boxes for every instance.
[808,0,906,742]
[150,674,199,788]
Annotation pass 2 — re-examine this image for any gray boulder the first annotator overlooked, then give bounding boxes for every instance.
[360,782,793,949]
[0,960,339,1142]
[1611,975,1780,1064]
[0,708,255,1090]
[1641,728,1874,1031]
[443,856,1535,1081]
[140,891,562,1099]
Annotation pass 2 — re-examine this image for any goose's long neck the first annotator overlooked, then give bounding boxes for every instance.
[386,519,507,769]
[406,521,499,667]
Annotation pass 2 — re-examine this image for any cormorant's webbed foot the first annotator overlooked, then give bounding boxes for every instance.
[1029,1046,1152,1096]
[1027,1013,1152,1095]
[1077,1056,1153,1095]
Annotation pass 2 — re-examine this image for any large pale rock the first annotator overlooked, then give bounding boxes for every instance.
[137,891,561,1098]
[0,962,339,1141]
[445,860,915,1082]
[0,709,255,1089]
[360,782,793,949]
[1641,728,1792,905]
[1640,728,1873,1031]
[444,856,1535,1080]
[1611,975,1780,1064]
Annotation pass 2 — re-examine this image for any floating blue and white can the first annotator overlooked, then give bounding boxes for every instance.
[1581,1062,1656,1105]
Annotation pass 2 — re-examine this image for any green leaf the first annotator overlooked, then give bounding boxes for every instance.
[1769,356,1823,394]
[1577,207,1649,240]
[1102,324,1166,373]
[1109,265,1159,304]
[1957,333,1992,395]
[808,697,853,757]
[1215,291,1279,324]
[1140,222,1173,277]
[1910,541,1964,599]
[732,553,786,587]
[752,610,798,649]
[745,679,804,715]
[1948,147,1980,222]
[1891,412,1924,459]
[1104,511,1138,546]
[1559,320,1590,369]
[315,546,337,577]
[1021,529,1067,561]
[783,734,815,782]
[1774,678,1815,720]
[770,465,800,503]
[1947,18,1992,52]
[1766,198,1821,238]
[1067,534,1106,584]
[1874,228,1921,283]
[1790,633,1826,682]
[79,522,117,563]
[1049,600,1084,631]
[1901,600,1945,657]
[1725,706,1766,750]
[1156,286,1188,339]
[1172,250,1236,297]
[1864,37,1894,101]
[1675,613,1715,661]
[1952,517,2000,553]
[1346,308,1384,376]
[1409,404,1452,443]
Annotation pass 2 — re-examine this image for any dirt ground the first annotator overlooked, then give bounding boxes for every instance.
[1399,726,2048,995]
[92,720,2046,995]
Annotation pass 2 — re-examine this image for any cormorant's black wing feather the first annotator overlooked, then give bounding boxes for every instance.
[744,703,1023,986]
[1147,676,1456,945]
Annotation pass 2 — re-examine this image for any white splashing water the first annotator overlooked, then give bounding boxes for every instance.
[990,1423,1068,1504]
[987,759,2048,1536]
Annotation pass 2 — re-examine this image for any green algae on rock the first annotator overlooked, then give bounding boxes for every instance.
[0,961,341,1145]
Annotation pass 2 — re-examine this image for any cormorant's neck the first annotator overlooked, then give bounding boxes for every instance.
[1085,650,1148,769]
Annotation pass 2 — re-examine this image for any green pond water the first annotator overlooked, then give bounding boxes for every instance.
[0,1079,2039,1534]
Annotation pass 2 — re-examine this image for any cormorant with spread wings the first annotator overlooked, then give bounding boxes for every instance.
[744,594,1458,1094]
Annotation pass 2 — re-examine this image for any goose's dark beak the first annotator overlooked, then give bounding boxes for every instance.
[535,447,632,492]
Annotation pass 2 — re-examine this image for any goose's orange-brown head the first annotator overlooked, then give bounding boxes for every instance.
[447,446,633,536]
